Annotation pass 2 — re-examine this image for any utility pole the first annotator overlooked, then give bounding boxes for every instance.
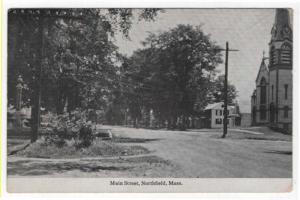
[222,42,229,138]
[219,42,238,138]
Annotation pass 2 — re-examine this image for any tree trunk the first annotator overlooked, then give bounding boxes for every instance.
[172,116,178,129]
[167,118,172,130]
[31,17,44,143]
[179,115,187,131]
[133,117,137,128]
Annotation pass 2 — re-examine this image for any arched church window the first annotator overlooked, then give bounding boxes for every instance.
[260,105,266,120]
[252,106,256,124]
[283,106,289,118]
[271,85,274,100]
[260,78,267,104]
[281,43,292,64]
[283,25,291,38]
[284,84,288,99]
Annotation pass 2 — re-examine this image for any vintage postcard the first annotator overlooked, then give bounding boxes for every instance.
[4,6,295,194]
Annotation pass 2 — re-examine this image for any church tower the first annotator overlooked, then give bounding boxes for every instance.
[268,8,292,132]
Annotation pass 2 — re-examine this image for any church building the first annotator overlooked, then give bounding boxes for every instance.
[251,8,292,133]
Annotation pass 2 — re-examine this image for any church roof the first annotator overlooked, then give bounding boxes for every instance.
[255,58,268,83]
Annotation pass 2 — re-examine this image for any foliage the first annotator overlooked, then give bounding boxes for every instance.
[43,109,95,148]
[209,75,238,104]
[121,24,225,129]
[8,10,238,132]
[7,8,162,114]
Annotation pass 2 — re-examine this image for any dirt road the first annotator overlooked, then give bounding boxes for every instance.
[7,126,292,177]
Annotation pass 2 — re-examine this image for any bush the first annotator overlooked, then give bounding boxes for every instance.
[77,124,94,148]
[43,109,96,148]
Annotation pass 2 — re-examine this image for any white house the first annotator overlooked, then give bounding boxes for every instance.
[204,102,239,128]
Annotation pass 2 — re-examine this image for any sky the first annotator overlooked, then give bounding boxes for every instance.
[114,9,276,113]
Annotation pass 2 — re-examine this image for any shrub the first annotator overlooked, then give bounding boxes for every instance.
[43,109,96,148]
[77,123,94,148]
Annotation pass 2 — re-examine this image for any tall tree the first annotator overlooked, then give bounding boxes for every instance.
[123,24,223,130]
[8,9,162,112]
[8,9,162,141]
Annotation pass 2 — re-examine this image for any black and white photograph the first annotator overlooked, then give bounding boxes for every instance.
[5,7,294,193]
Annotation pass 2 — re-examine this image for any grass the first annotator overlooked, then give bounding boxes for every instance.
[236,126,292,141]
[15,137,150,159]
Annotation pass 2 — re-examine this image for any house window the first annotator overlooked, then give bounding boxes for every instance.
[225,110,229,116]
[220,110,223,116]
[284,106,289,118]
[223,118,229,124]
[215,118,222,124]
[284,84,288,100]
[215,110,218,116]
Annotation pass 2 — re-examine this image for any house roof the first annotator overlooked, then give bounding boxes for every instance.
[204,102,235,110]
[205,102,223,110]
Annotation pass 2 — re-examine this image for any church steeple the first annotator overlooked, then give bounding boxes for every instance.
[269,8,293,69]
[271,9,292,42]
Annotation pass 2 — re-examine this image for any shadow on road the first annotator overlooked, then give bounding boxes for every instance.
[8,155,176,177]
[264,150,292,155]
[8,160,132,176]
[112,137,161,143]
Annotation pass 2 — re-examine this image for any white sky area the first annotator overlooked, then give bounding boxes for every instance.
[114,9,276,113]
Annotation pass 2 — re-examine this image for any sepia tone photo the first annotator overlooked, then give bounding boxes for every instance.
[6,8,293,192]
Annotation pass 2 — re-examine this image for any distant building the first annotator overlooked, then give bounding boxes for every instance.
[203,102,240,128]
[7,105,31,129]
[251,9,292,133]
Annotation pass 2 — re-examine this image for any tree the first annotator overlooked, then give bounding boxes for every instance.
[8,8,163,110]
[122,24,223,130]
[8,8,162,141]
[210,75,238,104]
